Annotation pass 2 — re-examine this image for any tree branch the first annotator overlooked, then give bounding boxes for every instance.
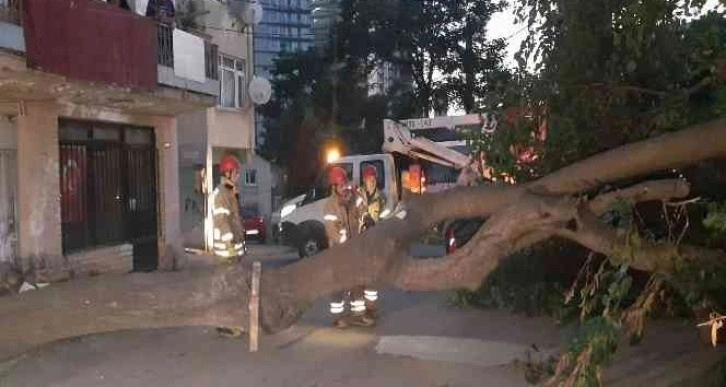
[0,119,724,360]
[588,179,691,214]
[556,207,725,274]
[395,179,692,292]
[395,193,577,291]
[0,266,252,361]
[420,117,725,225]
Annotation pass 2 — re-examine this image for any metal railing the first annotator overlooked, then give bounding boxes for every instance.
[157,23,174,68]
[158,22,219,81]
[205,40,219,80]
[0,0,22,25]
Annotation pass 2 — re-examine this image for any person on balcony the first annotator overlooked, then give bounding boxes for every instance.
[146,0,176,26]
[103,0,131,10]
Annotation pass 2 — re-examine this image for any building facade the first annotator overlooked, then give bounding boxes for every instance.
[0,0,219,282]
[253,0,313,149]
[254,0,313,79]
[173,0,260,250]
[309,0,339,49]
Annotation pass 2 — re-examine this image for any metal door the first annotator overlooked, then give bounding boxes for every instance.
[124,140,158,271]
[0,150,17,268]
[59,121,158,271]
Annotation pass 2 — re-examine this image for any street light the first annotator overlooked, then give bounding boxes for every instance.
[326,147,341,164]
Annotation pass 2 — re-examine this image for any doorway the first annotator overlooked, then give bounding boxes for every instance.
[59,119,158,271]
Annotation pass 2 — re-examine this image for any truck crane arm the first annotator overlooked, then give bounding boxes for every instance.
[381,116,485,170]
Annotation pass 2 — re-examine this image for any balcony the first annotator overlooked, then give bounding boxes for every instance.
[0,0,24,52]
[0,0,219,115]
[0,0,20,24]
[21,0,158,90]
[156,24,220,97]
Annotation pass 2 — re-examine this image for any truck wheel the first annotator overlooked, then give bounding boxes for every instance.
[298,233,324,258]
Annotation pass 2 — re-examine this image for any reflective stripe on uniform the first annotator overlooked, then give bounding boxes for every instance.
[350,299,366,313]
[213,243,227,249]
[323,214,338,221]
[364,290,378,302]
[215,250,231,257]
[330,301,345,314]
[356,197,363,207]
[213,228,221,240]
[213,207,231,216]
[221,232,234,242]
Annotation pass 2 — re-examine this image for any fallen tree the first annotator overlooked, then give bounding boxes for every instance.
[0,118,725,361]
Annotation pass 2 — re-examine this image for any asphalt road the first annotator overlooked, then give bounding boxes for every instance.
[1,243,722,386]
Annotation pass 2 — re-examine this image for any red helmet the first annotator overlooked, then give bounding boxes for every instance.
[362,165,378,180]
[219,154,241,174]
[328,166,348,186]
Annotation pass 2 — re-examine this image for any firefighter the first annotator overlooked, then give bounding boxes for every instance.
[324,166,375,328]
[211,154,246,262]
[211,154,246,339]
[356,164,386,318]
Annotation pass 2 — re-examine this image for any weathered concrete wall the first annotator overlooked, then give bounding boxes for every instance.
[0,116,17,150]
[177,111,208,248]
[152,116,185,271]
[16,102,65,281]
[240,154,273,223]
[66,244,133,277]
[208,107,254,150]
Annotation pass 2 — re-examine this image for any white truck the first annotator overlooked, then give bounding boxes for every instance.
[277,114,496,258]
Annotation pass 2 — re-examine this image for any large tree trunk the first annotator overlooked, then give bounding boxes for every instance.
[1,118,725,361]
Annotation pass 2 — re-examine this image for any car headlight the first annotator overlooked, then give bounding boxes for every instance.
[280,203,297,218]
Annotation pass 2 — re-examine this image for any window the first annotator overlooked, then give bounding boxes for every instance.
[244,169,258,186]
[218,54,247,108]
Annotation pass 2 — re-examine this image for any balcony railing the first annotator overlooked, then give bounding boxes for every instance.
[157,23,219,81]
[23,0,157,90]
[0,0,22,25]
[157,23,174,68]
[205,41,219,81]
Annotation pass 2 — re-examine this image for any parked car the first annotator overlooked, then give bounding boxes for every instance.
[241,206,267,243]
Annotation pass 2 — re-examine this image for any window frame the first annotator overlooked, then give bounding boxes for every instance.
[218,54,247,109]
[244,169,258,186]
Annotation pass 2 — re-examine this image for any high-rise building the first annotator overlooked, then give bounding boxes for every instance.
[254,0,313,78]
[254,0,313,146]
[309,0,340,48]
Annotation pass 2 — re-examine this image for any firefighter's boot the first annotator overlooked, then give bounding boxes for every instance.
[348,298,375,327]
[364,289,379,320]
[330,299,349,329]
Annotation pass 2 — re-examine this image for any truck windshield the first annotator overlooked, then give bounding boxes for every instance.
[303,162,354,204]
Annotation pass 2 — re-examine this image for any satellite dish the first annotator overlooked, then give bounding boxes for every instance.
[243,2,264,25]
[248,76,272,105]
